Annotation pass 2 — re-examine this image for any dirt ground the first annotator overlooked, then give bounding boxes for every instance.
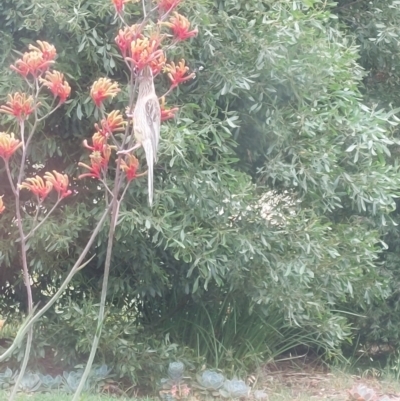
[258,357,400,401]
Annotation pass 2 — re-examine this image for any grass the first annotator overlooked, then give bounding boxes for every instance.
[256,362,400,401]
[2,363,400,401]
[0,393,156,401]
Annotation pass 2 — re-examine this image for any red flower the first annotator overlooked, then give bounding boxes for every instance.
[127,36,165,72]
[165,13,198,41]
[79,131,113,180]
[95,110,126,137]
[0,93,35,121]
[83,132,108,152]
[11,41,56,78]
[0,196,4,214]
[112,0,124,13]
[44,171,72,199]
[158,0,181,13]
[0,132,22,160]
[164,59,195,88]
[149,52,167,76]
[115,25,142,57]
[20,176,53,200]
[40,71,71,103]
[29,41,57,62]
[78,151,108,180]
[120,154,139,181]
[90,78,120,107]
[160,97,178,121]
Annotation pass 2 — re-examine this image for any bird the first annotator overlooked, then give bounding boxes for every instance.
[119,65,161,206]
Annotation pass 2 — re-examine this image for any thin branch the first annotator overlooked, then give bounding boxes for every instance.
[37,101,62,123]
[9,120,33,401]
[24,198,62,241]
[100,178,114,198]
[5,161,16,195]
[160,86,175,99]
[0,204,112,363]
[72,156,124,400]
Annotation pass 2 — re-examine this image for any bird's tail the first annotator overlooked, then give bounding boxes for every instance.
[143,139,154,206]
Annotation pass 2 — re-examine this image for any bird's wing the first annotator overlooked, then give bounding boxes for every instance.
[145,96,161,160]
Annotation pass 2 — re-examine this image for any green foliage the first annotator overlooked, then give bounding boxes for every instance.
[2,0,400,384]
[0,368,16,390]
[330,0,400,351]
[0,366,109,394]
[219,380,249,399]
[196,370,225,391]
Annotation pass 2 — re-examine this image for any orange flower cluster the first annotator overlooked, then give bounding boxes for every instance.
[95,110,126,138]
[79,109,142,182]
[11,41,56,78]
[20,171,72,200]
[9,41,71,105]
[90,78,120,107]
[78,149,111,180]
[112,0,126,13]
[158,0,181,12]
[44,171,72,198]
[112,0,196,84]
[160,97,178,121]
[107,0,197,127]
[20,176,52,200]
[0,93,35,121]
[120,154,139,181]
[164,59,195,88]
[165,12,198,41]
[126,35,166,75]
[0,132,22,160]
[40,71,71,104]
[115,25,142,57]
[79,110,126,180]
[0,196,4,214]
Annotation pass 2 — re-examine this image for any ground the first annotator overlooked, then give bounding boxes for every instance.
[2,359,400,401]
[259,358,400,400]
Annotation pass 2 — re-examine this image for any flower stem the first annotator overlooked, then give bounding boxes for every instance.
[72,158,124,401]
[0,204,112,363]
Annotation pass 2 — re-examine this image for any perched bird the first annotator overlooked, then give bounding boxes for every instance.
[119,66,161,206]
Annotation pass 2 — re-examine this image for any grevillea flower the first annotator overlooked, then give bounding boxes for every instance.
[120,154,139,181]
[0,132,22,160]
[43,171,72,199]
[128,37,165,72]
[11,42,56,78]
[0,93,35,120]
[0,196,4,214]
[149,52,167,76]
[164,59,195,88]
[40,71,71,103]
[78,151,108,180]
[29,41,57,62]
[158,0,181,12]
[165,13,198,41]
[160,97,178,121]
[83,132,108,152]
[95,110,126,137]
[115,25,143,57]
[90,78,120,107]
[112,0,139,13]
[112,0,125,13]
[11,52,51,77]
[20,176,53,200]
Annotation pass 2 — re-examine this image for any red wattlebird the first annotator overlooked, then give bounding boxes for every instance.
[119,66,161,206]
